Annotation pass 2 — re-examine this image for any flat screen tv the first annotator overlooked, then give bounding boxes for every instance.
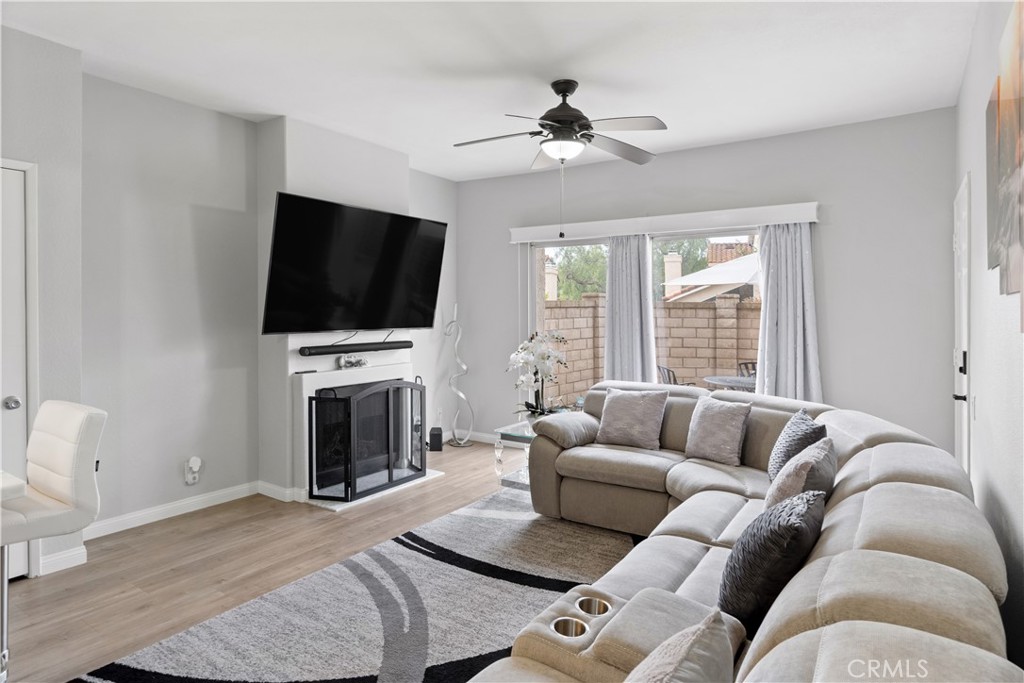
[262,192,447,334]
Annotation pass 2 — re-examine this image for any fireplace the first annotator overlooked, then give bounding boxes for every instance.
[308,379,426,501]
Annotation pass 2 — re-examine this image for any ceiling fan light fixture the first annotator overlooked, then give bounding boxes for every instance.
[541,134,586,161]
[454,80,664,168]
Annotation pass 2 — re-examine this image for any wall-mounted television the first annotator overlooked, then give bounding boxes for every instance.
[262,192,447,335]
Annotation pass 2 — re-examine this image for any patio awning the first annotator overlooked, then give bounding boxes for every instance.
[663,252,760,287]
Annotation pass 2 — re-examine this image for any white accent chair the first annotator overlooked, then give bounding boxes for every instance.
[0,400,107,683]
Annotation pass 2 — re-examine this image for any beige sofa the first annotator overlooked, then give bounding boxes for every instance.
[472,381,1023,682]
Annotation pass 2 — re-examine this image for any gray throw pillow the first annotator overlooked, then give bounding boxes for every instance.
[718,490,825,633]
[684,396,751,466]
[767,409,827,481]
[624,608,735,683]
[595,388,669,450]
[763,437,837,508]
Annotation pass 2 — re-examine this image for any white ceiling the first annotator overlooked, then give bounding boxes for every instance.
[2,2,979,182]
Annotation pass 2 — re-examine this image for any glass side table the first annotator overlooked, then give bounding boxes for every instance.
[493,420,536,478]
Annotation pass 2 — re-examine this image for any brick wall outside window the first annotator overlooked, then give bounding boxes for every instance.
[540,294,760,406]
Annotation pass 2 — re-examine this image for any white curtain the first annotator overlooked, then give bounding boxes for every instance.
[757,222,823,401]
[604,234,657,383]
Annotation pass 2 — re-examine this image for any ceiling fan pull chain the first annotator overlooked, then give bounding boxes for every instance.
[559,161,565,234]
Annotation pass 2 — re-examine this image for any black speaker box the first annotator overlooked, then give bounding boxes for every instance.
[428,427,443,452]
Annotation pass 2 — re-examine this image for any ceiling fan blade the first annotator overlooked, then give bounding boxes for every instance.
[587,133,655,165]
[588,116,667,132]
[505,113,550,125]
[531,148,560,170]
[454,131,537,148]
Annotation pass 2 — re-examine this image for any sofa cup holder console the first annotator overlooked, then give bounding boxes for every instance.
[550,617,590,638]
[574,596,610,616]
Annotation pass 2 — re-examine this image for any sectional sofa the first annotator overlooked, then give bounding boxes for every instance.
[472,381,1023,682]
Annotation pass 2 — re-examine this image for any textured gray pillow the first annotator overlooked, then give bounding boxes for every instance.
[763,437,837,508]
[718,490,825,633]
[767,409,827,481]
[595,388,669,450]
[624,608,735,683]
[684,396,751,466]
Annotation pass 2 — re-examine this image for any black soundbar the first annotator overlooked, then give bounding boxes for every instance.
[298,340,414,356]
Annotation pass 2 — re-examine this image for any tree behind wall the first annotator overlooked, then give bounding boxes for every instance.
[550,240,709,302]
[555,245,608,300]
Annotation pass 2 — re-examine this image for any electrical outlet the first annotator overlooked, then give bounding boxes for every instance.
[185,456,202,486]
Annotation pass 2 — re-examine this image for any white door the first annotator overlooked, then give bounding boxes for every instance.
[953,173,971,474]
[2,166,29,577]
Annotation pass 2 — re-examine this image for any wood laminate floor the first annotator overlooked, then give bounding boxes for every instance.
[8,441,523,683]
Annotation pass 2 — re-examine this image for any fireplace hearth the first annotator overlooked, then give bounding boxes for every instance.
[308,379,425,501]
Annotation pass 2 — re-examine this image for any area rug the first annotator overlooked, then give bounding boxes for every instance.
[77,472,634,683]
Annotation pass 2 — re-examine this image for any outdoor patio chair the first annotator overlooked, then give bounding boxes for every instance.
[657,366,695,386]
[658,365,677,384]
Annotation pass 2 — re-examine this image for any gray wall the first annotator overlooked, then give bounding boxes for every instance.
[254,118,291,494]
[955,1,1024,664]
[82,76,258,518]
[2,27,85,556]
[409,170,459,435]
[457,109,956,450]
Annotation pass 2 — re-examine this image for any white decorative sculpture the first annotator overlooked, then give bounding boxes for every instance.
[444,303,475,446]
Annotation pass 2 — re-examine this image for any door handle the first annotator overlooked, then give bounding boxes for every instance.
[2,396,22,410]
[953,394,968,402]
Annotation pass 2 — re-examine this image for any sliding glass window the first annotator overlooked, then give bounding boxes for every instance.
[652,233,760,387]
[530,232,761,404]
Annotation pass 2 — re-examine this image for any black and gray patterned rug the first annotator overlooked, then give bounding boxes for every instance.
[77,471,633,683]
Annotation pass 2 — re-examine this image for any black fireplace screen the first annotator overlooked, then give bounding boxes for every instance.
[309,379,425,501]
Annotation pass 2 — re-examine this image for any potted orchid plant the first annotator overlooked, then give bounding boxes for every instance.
[507,331,568,420]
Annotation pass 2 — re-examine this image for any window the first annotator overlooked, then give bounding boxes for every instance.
[533,244,607,408]
[653,234,761,386]
[531,232,761,401]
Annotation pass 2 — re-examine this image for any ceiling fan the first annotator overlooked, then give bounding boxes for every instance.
[454,79,667,169]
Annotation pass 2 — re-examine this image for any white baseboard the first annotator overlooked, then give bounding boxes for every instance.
[39,545,87,575]
[83,482,259,541]
[256,480,307,503]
